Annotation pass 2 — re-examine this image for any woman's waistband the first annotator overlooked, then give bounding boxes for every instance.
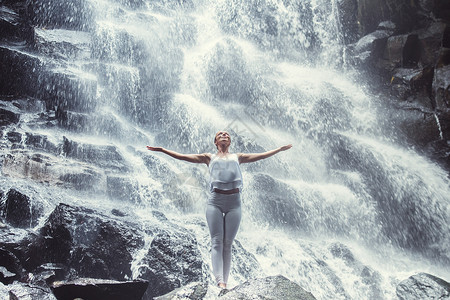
[213,188,240,194]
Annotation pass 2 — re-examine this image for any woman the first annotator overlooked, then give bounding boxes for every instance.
[147,131,292,289]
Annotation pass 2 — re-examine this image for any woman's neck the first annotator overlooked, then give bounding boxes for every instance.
[216,146,229,156]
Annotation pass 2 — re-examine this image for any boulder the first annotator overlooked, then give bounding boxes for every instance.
[3,189,43,228]
[6,131,22,143]
[246,173,307,229]
[23,203,145,280]
[138,230,206,299]
[0,108,20,127]
[350,28,393,67]
[220,275,316,300]
[8,282,57,300]
[382,34,420,69]
[396,272,450,300]
[50,278,149,300]
[153,281,208,300]
[390,67,434,103]
[0,248,22,284]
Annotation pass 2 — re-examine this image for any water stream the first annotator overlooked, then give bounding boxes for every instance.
[4,0,450,298]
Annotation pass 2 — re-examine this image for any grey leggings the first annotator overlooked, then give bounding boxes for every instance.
[206,192,242,285]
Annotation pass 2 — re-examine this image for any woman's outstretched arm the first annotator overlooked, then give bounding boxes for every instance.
[147,146,211,165]
[238,144,292,164]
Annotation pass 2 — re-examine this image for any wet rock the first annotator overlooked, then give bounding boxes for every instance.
[231,240,264,284]
[355,0,418,35]
[25,133,59,154]
[0,248,22,284]
[337,0,359,44]
[62,136,128,171]
[426,139,450,171]
[390,67,434,103]
[38,70,97,113]
[56,110,90,132]
[106,176,141,203]
[6,131,22,143]
[206,39,255,103]
[138,231,206,299]
[24,203,145,280]
[33,28,91,60]
[27,0,94,31]
[247,173,306,229]
[220,275,316,300]
[28,263,66,287]
[3,189,43,229]
[382,34,420,69]
[153,281,208,300]
[417,22,447,67]
[0,108,20,127]
[350,28,393,66]
[8,282,57,300]
[435,0,450,20]
[329,242,383,299]
[59,171,102,191]
[385,104,440,146]
[0,46,42,97]
[50,278,149,300]
[432,65,450,111]
[0,3,33,44]
[3,152,59,184]
[396,272,450,300]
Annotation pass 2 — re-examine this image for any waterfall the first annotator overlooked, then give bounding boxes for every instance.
[3,0,449,298]
[88,0,450,295]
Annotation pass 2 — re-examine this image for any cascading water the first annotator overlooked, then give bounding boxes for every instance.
[3,0,449,298]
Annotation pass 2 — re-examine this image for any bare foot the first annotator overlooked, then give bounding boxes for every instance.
[218,282,227,289]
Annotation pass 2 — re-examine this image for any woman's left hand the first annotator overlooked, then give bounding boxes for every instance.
[280,144,292,151]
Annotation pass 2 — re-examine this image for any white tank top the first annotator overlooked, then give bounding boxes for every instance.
[209,153,243,192]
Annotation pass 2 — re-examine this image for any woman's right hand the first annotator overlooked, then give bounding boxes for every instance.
[147,146,164,152]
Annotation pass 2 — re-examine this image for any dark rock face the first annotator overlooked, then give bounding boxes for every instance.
[0,201,207,300]
[27,0,94,31]
[0,248,22,284]
[0,46,43,97]
[339,0,450,170]
[3,189,43,228]
[50,278,149,300]
[221,275,316,300]
[138,230,206,299]
[23,203,144,280]
[152,281,208,300]
[8,282,57,300]
[0,108,20,127]
[396,272,450,300]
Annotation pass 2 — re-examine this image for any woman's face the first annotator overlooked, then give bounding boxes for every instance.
[215,131,231,147]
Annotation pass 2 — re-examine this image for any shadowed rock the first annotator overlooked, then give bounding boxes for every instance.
[154,282,208,300]
[220,275,316,300]
[50,278,148,300]
[3,189,43,228]
[396,272,450,300]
